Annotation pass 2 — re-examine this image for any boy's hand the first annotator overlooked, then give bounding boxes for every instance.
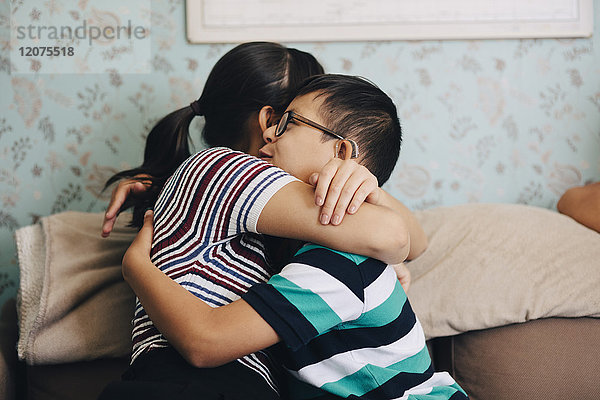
[391,263,411,292]
[309,159,381,225]
[102,175,152,237]
[122,209,154,277]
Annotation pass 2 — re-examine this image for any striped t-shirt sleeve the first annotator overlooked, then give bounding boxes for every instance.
[244,247,365,350]
[151,147,298,259]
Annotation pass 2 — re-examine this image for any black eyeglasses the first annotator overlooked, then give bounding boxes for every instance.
[275,111,359,158]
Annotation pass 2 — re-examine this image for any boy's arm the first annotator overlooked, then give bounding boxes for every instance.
[124,212,366,368]
[123,211,280,368]
[102,175,151,237]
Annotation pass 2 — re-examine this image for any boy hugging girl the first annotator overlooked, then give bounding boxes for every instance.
[107,75,467,400]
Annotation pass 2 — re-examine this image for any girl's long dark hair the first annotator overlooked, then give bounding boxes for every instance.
[104,42,324,228]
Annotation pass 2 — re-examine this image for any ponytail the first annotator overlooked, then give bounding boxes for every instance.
[190,100,203,116]
[104,105,198,228]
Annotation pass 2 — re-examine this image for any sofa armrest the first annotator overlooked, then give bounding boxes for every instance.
[0,299,19,400]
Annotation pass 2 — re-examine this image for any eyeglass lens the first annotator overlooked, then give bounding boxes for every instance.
[275,112,290,137]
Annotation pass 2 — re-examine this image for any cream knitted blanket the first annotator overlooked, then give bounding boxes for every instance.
[15,211,136,365]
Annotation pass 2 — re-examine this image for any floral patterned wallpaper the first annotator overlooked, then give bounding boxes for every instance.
[1,0,599,308]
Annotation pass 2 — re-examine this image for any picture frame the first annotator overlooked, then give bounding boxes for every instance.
[186,0,593,43]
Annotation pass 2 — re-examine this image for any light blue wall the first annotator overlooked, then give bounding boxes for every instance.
[1,1,599,306]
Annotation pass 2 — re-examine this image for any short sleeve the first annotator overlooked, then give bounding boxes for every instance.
[244,246,365,350]
[151,147,298,259]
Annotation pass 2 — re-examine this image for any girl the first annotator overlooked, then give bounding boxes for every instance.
[100,43,426,400]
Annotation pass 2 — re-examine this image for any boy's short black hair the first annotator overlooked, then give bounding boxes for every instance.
[295,74,402,185]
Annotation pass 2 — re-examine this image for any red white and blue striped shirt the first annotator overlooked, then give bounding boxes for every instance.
[131,147,298,393]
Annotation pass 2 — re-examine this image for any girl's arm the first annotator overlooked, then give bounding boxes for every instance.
[309,158,427,260]
[105,157,411,265]
[102,159,425,263]
[257,180,410,265]
[374,189,428,260]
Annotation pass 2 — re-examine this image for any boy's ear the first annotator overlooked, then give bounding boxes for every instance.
[335,140,354,160]
[258,106,276,133]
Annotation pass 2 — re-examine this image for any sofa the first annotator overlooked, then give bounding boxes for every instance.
[5,203,600,399]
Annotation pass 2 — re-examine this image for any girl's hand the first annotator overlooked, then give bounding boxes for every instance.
[122,209,154,276]
[309,159,381,225]
[102,175,152,237]
[391,263,411,293]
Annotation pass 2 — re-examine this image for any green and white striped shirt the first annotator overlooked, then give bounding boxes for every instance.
[244,244,468,400]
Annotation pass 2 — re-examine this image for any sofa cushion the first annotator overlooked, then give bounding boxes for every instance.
[408,204,600,339]
[447,318,600,400]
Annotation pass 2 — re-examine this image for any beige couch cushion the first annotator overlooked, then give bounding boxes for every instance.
[408,204,600,339]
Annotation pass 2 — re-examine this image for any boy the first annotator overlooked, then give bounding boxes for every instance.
[120,75,466,399]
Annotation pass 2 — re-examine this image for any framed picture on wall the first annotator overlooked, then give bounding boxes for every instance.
[186,0,593,43]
